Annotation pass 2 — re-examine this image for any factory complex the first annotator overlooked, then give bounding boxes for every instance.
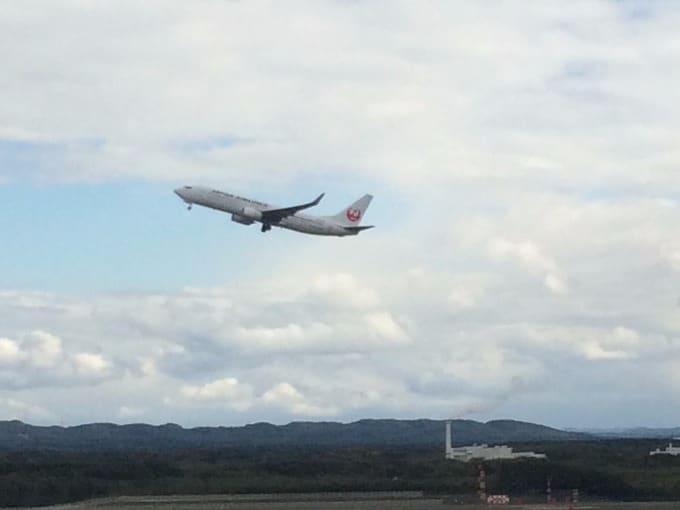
[444,421,547,462]
[650,441,680,456]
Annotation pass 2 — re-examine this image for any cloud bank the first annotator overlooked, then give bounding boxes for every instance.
[1,1,680,427]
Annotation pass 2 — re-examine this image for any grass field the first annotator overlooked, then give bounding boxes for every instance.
[23,494,680,510]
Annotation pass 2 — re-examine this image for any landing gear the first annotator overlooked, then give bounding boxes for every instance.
[261,223,271,233]
[187,203,192,210]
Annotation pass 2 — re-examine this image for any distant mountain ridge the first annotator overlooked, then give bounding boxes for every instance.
[575,426,680,439]
[0,419,589,450]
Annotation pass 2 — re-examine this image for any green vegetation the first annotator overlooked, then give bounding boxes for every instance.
[0,440,679,507]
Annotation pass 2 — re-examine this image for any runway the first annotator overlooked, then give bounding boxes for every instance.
[20,494,680,510]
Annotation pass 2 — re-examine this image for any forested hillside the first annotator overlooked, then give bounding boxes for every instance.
[0,419,587,450]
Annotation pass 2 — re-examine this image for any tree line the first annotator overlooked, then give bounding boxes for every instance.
[0,439,678,507]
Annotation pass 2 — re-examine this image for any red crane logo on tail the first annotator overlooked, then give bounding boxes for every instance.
[346,208,362,222]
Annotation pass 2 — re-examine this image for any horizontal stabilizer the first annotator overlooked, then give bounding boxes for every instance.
[344,225,374,234]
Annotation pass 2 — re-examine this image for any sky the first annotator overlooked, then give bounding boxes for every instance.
[1,0,680,429]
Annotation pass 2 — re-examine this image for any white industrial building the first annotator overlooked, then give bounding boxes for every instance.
[650,441,680,456]
[444,421,547,462]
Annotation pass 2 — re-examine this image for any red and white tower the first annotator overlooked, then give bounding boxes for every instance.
[478,464,487,504]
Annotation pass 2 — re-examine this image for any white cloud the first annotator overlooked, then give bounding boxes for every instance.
[0,1,678,194]
[74,353,109,375]
[525,325,643,361]
[0,264,676,426]
[579,327,641,361]
[0,331,113,389]
[118,406,144,419]
[363,312,409,343]
[26,331,63,368]
[307,273,382,310]
[263,382,338,417]
[447,288,477,310]
[234,322,334,350]
[544,273,569,296]
[489,238,569,295]
[0,338,22,364]
[0,397,51,421]
[661,243,680,272]
[181,377,254,411]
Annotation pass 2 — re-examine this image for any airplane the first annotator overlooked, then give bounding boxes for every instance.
[174,185,374,236]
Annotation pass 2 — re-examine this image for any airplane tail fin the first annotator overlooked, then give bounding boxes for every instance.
[331,194,373,226]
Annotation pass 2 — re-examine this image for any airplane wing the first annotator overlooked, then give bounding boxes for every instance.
[260,193,325,223]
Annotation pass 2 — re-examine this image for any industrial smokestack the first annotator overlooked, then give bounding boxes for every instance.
[445,420,452,458]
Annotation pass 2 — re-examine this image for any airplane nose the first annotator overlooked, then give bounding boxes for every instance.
[174,188,184,198]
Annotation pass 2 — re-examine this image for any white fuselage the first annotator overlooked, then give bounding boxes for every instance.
[174,186,355,236]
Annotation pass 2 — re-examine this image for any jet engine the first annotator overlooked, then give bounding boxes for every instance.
[231,213,254,225]
[240,207,263,221]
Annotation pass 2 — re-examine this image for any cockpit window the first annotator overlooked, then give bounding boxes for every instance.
[184,186,192,189]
